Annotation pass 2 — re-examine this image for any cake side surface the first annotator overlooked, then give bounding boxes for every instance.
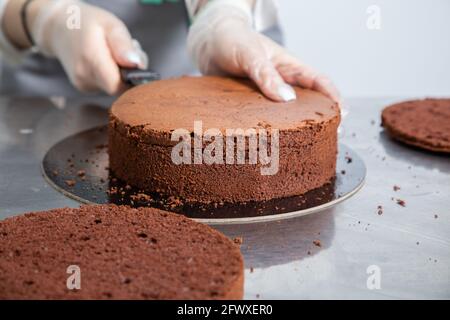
[0,205,244,300]
[109,76,340,203]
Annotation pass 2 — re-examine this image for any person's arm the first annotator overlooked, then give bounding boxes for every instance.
[3,0,29,49]
[187,0,340,103]
[0,0,148,95]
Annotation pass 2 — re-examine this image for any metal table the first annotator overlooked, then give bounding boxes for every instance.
[0,96,449,299]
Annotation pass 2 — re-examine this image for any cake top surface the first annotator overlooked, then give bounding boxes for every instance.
[0,205,243,299]
[111,76,340,132]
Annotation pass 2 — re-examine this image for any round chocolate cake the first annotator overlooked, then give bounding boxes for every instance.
[0,205,243,299]
[109,76,340,204]
[381,98,450,153]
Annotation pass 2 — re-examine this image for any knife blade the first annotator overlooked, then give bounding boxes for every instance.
[120,67,160,86]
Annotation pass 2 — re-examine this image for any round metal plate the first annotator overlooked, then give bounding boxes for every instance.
[42,126,366,225]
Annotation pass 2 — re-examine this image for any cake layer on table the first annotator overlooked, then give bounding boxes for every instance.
[0,205,243,300]
[381,98,450,153]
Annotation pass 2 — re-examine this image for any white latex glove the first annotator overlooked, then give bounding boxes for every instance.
[31,0,148,95]
[187,0,340,103]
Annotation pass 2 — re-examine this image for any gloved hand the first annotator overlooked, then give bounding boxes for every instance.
[30,0,148,95]
[187,0,340,103]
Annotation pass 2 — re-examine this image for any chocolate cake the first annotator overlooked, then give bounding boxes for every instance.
[0,205,243,299]
[109,76,340,204]
[382,98,450,153]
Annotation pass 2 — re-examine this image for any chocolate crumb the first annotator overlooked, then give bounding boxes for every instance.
[396,199,406,207]
[250,267,254,273]
[312,240,321,247]
[77,170,86,177]
[95,144,108,149]
[377,205,383,215]
[65,180,76,187]
[434,214,438,219]
[130,193,152,202]
[345,156,352,163]
[233,237,243,245]
[341,170,346,175]
[393,185,401,191]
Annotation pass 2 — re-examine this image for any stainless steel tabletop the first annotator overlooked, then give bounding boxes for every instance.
[0,95,449,299]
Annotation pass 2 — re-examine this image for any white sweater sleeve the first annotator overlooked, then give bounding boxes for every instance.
[0,0,29,65]
[185,0,280,32]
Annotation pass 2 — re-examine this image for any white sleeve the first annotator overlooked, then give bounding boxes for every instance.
[253,0,280,32]
[0,0,28,65]
[185,0,279,32]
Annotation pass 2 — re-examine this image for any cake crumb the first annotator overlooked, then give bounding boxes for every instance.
[393,185,401,191]
[396,199,406,207]
[313,240,321,247]
[65,180,76,187]
[345,156,352,163]
[434,214,438,219]
[233,237,243,245]
[77,170,86,177]
[250,267,254,273]
[95,144,107,149]
[130,193,152,202]
[377,205,383,215]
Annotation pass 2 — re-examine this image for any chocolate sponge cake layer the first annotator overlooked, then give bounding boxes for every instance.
[0,205,244,300]
[109,76,340,204]
[381,98,450,153]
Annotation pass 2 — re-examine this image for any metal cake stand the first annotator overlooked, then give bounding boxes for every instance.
[41,125,366,225]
